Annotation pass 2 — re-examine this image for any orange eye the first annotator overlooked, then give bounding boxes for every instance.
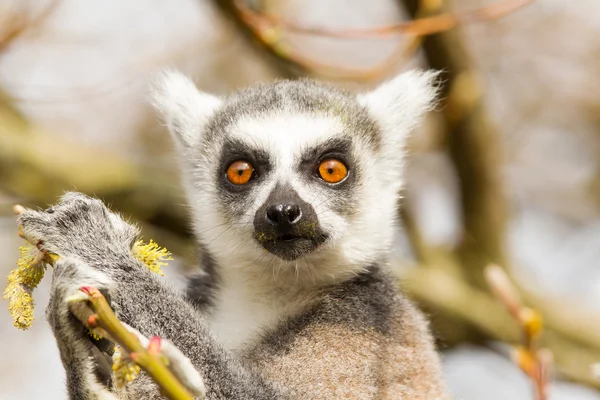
[318,159,348,184]
[226,161,254,185]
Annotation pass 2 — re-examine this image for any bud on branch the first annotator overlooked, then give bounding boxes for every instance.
[485,264,552,400]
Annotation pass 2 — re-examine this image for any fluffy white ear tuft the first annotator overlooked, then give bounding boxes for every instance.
[149,69,222,149]
[357,69,440,147]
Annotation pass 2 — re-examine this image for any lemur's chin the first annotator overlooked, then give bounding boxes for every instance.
[257,233,328,261]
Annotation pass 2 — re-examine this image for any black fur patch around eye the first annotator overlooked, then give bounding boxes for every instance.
[298,137,353,167]
[297,137,359,218]
[218,139,271,172]
[217,139,271,190]
[215,138,272,219]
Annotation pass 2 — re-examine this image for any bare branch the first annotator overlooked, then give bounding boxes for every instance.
[233,0,534,39]
[215,0,534,81]
[485,264,550,400]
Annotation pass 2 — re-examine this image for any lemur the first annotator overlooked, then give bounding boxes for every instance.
[18,69,450,399]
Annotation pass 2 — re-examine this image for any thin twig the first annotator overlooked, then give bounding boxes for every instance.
[0,0,60,52]
[233,0,533,38]
[485,264,551,400]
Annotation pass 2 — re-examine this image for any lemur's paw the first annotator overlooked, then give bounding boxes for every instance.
[18,192,139,265]
[45,256,118,395]
[45,256,114,331]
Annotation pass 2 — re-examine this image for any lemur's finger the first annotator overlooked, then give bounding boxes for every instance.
[58,192,106,212]
[47,256,114,324]
[17,208,52,235]
[59,191,95,204]
[17,209,61,252]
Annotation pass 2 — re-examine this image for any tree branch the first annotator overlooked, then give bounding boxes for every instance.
[402,0,508,288]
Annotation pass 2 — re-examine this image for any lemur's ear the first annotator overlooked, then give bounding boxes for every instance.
[150,69,222,149]
[357,69,439,147]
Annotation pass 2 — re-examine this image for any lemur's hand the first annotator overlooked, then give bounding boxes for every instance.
[17,193,142,397]
[18,192,139,269]
[44,256,116,397]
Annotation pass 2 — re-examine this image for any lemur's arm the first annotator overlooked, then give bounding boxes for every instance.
[112,262,279,399]
[19,193,280,400]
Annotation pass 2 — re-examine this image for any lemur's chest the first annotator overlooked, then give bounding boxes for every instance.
[205,284,286,352]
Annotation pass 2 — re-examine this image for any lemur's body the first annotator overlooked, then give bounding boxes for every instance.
[19,70,449,399]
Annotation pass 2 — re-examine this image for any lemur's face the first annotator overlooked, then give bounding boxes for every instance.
[152,71,437,276]
[213,110,368,262]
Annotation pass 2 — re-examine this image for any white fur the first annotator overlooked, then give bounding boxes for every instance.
[150,69,222,149]
[357,69,439,150]
[205,276,289,352]
[153,69,438,351]
[65,261,115,293]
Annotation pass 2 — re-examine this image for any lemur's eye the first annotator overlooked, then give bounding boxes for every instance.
[226,161,255,185]
[318,159,348,184]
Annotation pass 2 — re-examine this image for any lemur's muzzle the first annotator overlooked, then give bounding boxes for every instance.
[253,183,327,260]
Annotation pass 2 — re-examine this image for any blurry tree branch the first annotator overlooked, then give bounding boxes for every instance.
[215,0,533,82]
[211,0,301,78]
[0,0,60,52]
[402,0,508,288]
[235,0,532,38]
[0,97,194,257]
[485,265,552,400]
[393,0,596,382]
[400,261,600,389]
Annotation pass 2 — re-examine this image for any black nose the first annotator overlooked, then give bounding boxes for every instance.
[266,204,302,227]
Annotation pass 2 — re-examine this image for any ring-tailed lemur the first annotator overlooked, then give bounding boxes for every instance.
[18,69,450,399]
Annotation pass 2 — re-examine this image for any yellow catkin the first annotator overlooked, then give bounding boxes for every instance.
[5,283,35,330]
[131,240,173,276]
[15,244,47,288]
[2,244,46,329]
[4,238,171,330]
[112,345,140,387]
[87,328,102,341]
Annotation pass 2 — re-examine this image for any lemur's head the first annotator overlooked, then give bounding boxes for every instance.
[151,70,437,283]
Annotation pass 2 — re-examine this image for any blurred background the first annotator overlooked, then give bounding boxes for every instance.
[1,0,599,399]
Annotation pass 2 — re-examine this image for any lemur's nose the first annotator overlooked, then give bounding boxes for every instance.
[266,204,302,227]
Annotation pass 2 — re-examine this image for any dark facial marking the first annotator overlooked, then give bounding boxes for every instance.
[253,183,327,261]
[218,138,271,188]
[216,138,273,221]
[296,137,359,218]
[298,137,352,170]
